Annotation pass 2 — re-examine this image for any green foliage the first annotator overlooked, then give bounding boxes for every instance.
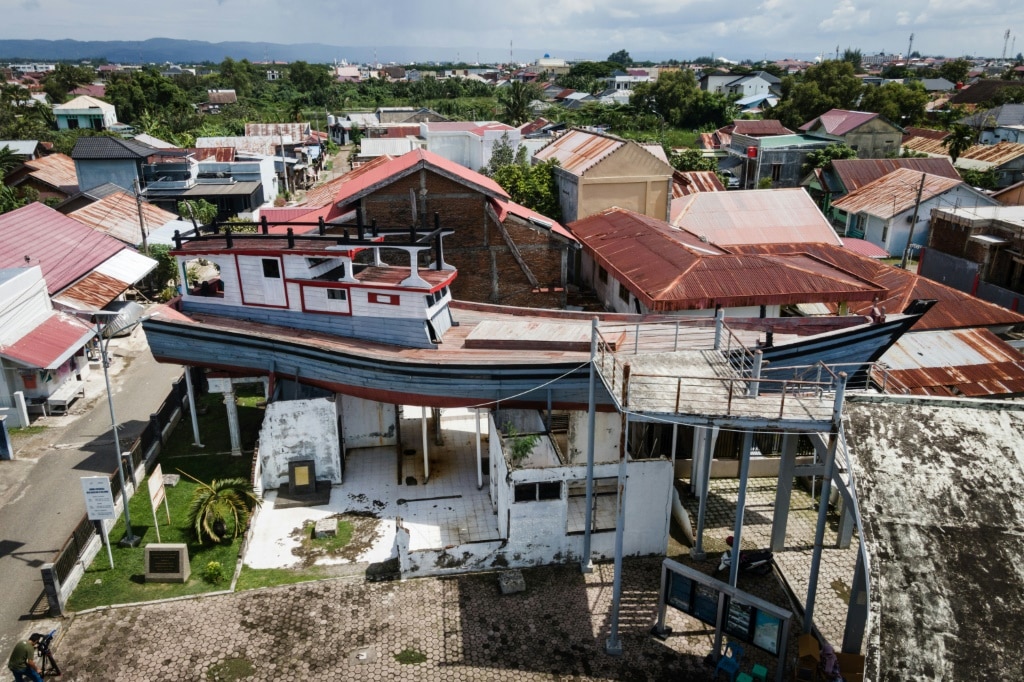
[0,144,21,175]
[757,177,774,189]
[206,656,255,681]
[202,560,225,584]
[938,58,971,85]
[803,143,858,173]
[105,68,198,132]
[841,48,863,73]
[607,50,633,66]
[958,166,999,190]
[859,81,929,127]
[177,198,219,226]
[942,123,978,163]
[630,69,738,129]
[670,148,718,172]
[395,649,427,665]
[43,63,95,103]
[180,473,262,544]
[990,86,1024,106]
[503,421,541,466]
[148,244,180,288]
[493,159,562,221]
[0,181,30,215]
[768,60,864,130]
[486,132,520,176]
[499,81,540,126]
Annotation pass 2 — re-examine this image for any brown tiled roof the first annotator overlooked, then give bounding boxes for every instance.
[949,80,1022,105]
[20,153,78,193]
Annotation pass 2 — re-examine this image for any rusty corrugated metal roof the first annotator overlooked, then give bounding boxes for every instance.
[731,120,793,136]
[22,153,78,193]
[244,122,309,139]
[671,188,843,246]
[726,241,1024,330]
[959,141,1024,166]
[533,128,625,175]
[53,270,130,309]
[831,168,962,219]
[901,135,950,156]
[829,158,959,192]
[672,171,725,198]
[190,147,236,162]
[880,327,1024,397]
[570,208,883,311]
[69,190,177,246]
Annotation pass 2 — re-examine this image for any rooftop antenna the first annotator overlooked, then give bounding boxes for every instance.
[510,40,513,66]
[1003,28,1012,60]
[906,33,914,60]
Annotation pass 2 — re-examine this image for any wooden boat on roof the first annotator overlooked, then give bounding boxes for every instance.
[142,221,928,410]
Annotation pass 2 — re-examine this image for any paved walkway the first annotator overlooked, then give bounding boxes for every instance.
[43,410,860,680]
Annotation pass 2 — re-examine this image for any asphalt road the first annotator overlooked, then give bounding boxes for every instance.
[0,330,183,654]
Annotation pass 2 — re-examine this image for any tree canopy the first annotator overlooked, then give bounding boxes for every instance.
[493,159,562,221]
[630,69,738,129]
[607,50,632,67]
[768,60,864,130]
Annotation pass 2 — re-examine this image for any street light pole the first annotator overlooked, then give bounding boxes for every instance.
[92,314,140,548]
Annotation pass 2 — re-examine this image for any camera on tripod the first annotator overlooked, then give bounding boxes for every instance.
[31,630,60,678]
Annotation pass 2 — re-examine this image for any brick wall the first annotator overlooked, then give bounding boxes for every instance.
[359,169,568,308]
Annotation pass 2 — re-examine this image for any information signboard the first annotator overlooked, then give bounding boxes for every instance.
[725,599,754,641]
[81,476,115,521]
[753,609,785,656]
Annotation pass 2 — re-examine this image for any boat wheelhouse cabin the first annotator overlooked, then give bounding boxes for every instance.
[171,217,456,349]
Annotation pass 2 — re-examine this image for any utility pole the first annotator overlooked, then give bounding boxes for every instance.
[1003,29,1012,61]
[900,173,927,270]
[279,132,290,198]
[132,178,148,256]
[906,33,914,60]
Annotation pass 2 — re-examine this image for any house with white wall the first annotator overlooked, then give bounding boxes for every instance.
[831,168,1000,257]
[419,121,520,171]
[0,267,95,426]
[54,95,117,131]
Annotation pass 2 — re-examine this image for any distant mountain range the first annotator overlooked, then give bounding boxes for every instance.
[0,38,603,66]
[0,37,819,66]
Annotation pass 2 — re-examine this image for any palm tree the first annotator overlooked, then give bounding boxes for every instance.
[942,123,977,163]
[179,471,262,543]
[0,145,21,177]
[499,81,539,126]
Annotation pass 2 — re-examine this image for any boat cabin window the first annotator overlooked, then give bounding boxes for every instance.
[327,289,347,301]
[598,266,608,284]
[262,258,281,278]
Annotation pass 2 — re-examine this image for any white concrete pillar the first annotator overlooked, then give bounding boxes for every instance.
[224,384,242,456]
[475,408,483,490]
[421,405,429,483]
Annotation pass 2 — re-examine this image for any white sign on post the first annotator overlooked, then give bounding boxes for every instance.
[147,463,171,543]
[80,476,116,569]
[81,476,116,520]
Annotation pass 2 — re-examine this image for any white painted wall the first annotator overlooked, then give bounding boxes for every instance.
[0,267,51,345]
[237,255,286,306]
[258,398,341,490]
[340,395,397,448]
[566,410,621,465]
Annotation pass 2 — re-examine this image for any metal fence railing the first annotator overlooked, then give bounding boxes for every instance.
[45,371,195,606]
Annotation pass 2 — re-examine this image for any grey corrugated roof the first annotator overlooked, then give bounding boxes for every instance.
[960,103,1024,128]
[71,137,155,160]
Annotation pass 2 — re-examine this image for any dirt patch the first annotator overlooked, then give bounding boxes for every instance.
[289,513,382,567]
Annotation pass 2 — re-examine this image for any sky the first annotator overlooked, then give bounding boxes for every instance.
[3,0,1023,63]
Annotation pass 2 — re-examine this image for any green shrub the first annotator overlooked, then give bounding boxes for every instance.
[202,561,225,584]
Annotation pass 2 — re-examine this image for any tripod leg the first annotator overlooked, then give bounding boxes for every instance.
[41,650,61,677]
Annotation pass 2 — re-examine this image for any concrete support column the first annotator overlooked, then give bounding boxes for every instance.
[184,368,204,448]
[691,424,718,560]
[728,431,754,588]
[421,405,429,484]
[223,384,242,456]
[836,492,856,549]
[804,430,838,632]
[475,408,483,490]
[770,433,797,552]
[842,546,870,654]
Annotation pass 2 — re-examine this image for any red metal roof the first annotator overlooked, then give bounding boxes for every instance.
[799,109,881,136]
[671,189,842,246]
[280,150,508,232]
[491,199,573,241]
[725,242,1024,330]
[570,208,883,311]
[0,202,126,294]
[730,120,793,137]
[0,313,94,369]
[840,238,890,258]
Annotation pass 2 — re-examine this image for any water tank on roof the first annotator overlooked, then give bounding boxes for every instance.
[327,115,336,126]
[746,146,758,158]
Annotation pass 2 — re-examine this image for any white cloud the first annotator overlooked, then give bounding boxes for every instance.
[818,0,870,33]
[896,11,911,25]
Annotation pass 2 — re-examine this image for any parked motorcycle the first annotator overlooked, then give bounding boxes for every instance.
[716,536,774,576]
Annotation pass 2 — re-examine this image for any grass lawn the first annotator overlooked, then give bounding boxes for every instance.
[67,390,264,611]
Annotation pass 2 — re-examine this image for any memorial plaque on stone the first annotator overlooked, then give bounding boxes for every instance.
[288,459,316,495]
[145,543,191,583]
